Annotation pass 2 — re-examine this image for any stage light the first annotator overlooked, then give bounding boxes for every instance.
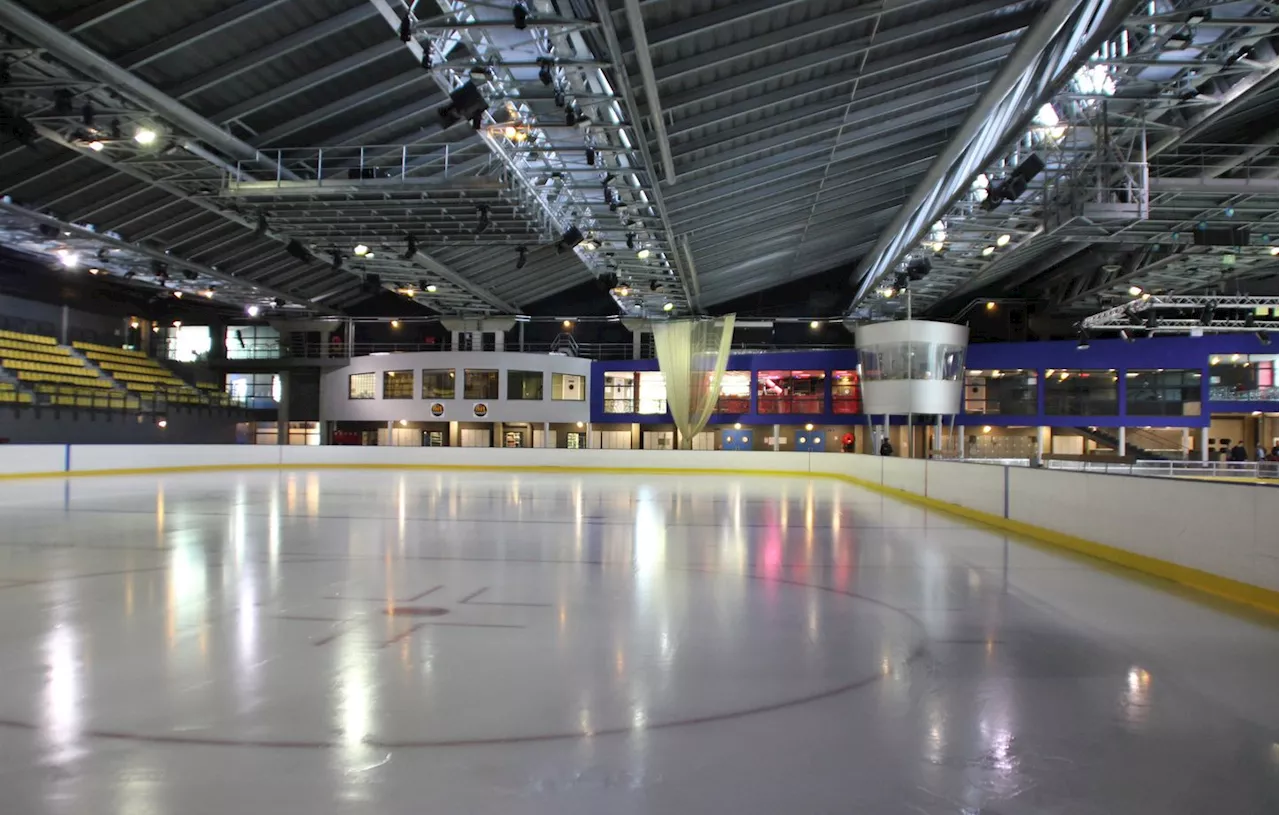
[420,49,431,70]
[562,320,572,328]
[57,250,78,268]
[87,140,104,152]
[537,58,552,86]
[130,319,140,329]
[637,248,651,260]
[157,419,168,429]
[981,246,995,257]
[246,305,260,317]
[809,320,820,330]
[1076,331,1090,350]
[1128,285,1142,296]
[391,320,401,329]
[513,3,529,29]
[201,289,215,299]
[426,284,437,293]
[931,240,944,252]
[585,146,595,166]
[996,234,1011,247]
[354,244,369,256]
[133,127,157,146]
[662,301,673,312]
[1145,310,1159,331]
[985,301,996,310]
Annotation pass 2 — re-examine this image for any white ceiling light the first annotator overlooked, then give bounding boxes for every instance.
[981,246,995,257]
[246,305,261,317]
[662,301,673,311]
[1128,285,1143,296]
[133,127,157,146]
[636,248,651,260]
[353,244,369,256]
[86,140,105,152]
[996,234,1011,247]
[426,284,437,293]
[57,249,78,268]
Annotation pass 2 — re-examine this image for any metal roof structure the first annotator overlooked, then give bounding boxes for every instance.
[0,0,1274,324]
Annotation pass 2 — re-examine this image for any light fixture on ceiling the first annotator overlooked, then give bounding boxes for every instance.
[86,140,104,152]
[985,301,996,310]
[57,249,78,268]
[637,248,651,260]
[426,284,437,293]
[390,319,401,329]
[981,246,995,257]
[172,290,183,299]
[1199,301,1215,326]
[931,240,944,253]
[996,234,1011,247]
[512,2,529,29]
[1119,328,1134,343]
[537,58,553,86]
[354,244,369,256]
[246,304,260,317]
[1076,330,1090,350]
[585,146,596,166]
[662,301,674,312]
[1128,285,1143,296]
[201,289,215,299]
[133,126,157,146]
[809,320,820,330]
[562,319,572,328]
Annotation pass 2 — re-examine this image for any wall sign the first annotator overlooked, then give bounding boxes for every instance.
[473,403,488,418]
[430,402,445,418]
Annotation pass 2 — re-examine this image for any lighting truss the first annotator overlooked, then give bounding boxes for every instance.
[857,1,1280,320]
[1081,294,1280,334]
[372,0,694,315]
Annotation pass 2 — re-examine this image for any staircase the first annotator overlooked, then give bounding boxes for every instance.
[1072,427,1175,461]
[549,332,580,357]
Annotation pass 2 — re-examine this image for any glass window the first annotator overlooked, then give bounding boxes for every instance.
[507,370,543,400]
[225,325,280,360]
[382,369,413,399]
[637,371,667,414]
[1208,354,1278,401]
[552,372,585,401]
[422,368,455,398]
[349,372,375,399]
[832,370,861,414]
[715,371,751,413]
[464,369,498,399]
[964,369,1038,415]
[1044,369,1118,415]
[603,371,636,413]
[860,342,965,381]
[1126,369,1200,416]
[758,370,825,414]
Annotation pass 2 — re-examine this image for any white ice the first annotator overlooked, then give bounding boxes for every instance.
[0,470,1274,814]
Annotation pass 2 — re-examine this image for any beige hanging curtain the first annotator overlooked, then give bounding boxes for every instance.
[652,315,736,449]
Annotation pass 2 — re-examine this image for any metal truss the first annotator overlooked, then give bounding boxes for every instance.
[368,0,694,315]
[1081,293,1279,334]
[873,0,1280,321]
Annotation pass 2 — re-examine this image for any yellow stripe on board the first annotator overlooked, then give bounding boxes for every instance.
[0,459,1275,617]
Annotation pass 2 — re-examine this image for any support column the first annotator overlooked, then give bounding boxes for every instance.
[772,423,780,452]
[470,331,483,351]
[1181,427,1189,461]
[449,420,459,447]
[493,331,504,352]
[60,305,69,344]
[276,371,291,445]
[1199,426,1209,463]
[632,330,644,360]
[959,426,967,458]
[934,415,942,457]
[585,422,592,448]
[1035,426,1046,463]
[542,421,550,448]
[1117,425,1126,454]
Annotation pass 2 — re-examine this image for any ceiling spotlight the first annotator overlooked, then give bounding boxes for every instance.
[985,301,996,310]
[417,279,428,290]
[809,320,821,330]
[420,48,432,70]
[981,246,995,257]
[637,248,651,260]
[1270,247,1280,256]
[391,319,401,329]
[513,2,529,29]
[56,249,78,268]
[172,290,183,299]
[354,243,369,256]
[86,140,104,152]
[108,118,122,140]
[88,267,100,275]
[516,245,527,269]
[617,284,629,297]
[537,58,553,86]
[996,234,1011,247]
[649,280,661,292]
[931,240,944,252]
[273,297,286,308]
[475,204,490,234]
[1128,285,1143,296]
[426,284,437,293]
[565,107,577,127]
[585,146,595,166]
[402,234,418,260]
[201,288,215,299]
[553,90,565,108]
[398,13,412,42]
[626,233,636,250]
[662,301,674,312]
[1199,301,1215,326]
[133,127,157,146]
[469,65,489,84]
[246,304,260,317]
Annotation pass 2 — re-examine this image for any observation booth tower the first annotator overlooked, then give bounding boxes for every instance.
[854,318,968,457]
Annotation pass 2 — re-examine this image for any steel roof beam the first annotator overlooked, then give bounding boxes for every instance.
[55,0,149,33]
[166,6,378,100]
[116,0,295,71]
[251,76,445,146]
[847,0,1132,307]
[619,0,676,184]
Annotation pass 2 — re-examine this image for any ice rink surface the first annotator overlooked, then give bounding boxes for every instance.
[0,469,1274,814]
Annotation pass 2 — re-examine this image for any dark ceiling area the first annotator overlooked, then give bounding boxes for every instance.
[0,0,1274,327]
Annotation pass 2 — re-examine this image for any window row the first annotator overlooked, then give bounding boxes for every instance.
[349,369,584,401]
[965,368,1203,416]
[601,370,862,415]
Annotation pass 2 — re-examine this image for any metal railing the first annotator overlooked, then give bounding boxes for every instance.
[228,144,493,190]
[1209,385,1279,402]
[0,382,254,414]
[213,340,858,363]
[942,456,1278,481]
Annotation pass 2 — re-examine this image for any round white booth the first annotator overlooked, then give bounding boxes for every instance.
[854,320,968,415]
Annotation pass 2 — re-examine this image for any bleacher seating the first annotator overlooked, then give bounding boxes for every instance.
[0,330,117,400]
[0,381,34,404]
[74,341,207,404]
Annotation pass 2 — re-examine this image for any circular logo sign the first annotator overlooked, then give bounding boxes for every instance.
[473,403,488,418]
[430,402,445,418]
